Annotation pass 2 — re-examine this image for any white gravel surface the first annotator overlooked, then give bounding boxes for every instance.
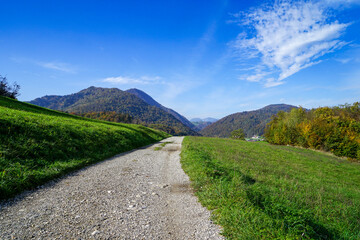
[0,136,223,239]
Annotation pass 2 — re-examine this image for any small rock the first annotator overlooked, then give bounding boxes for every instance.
[91,230,100,236]
[127,204,137,210]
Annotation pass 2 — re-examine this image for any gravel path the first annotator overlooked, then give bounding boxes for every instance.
[0,137,223,239]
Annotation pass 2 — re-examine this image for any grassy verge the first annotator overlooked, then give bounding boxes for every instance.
[181,136,360,239]
[0,96,170,200]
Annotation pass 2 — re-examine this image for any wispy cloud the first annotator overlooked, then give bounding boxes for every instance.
[102,75,163,85]
[323,0,360,7]
[11,57,76,73]
[36,61,76,73]
[233,0,351,87]
[162,80,197,99]
[335,58,352,64]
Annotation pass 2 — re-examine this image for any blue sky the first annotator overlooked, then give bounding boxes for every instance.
[1,0,360,119]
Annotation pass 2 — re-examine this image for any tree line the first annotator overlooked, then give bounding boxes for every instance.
[70,111,133,123]
[0,75,20,99]
[265,102,360,160]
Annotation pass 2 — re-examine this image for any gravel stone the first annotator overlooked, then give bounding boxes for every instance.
[0,137,223,239]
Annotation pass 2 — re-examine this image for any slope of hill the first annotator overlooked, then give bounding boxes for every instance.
[0,96,169,199]
[126,88,196,130]
[181,136,360,239]
[29,86,198,136]
[200,104,296,138]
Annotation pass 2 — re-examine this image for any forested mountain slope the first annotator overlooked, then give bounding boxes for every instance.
[29,86,198,136]
[200,104,296,138]
[126,88,196,130]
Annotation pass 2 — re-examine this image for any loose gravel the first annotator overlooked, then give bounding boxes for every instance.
[0,136,223,239]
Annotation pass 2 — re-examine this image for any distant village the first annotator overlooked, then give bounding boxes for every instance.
[246,135,264,142]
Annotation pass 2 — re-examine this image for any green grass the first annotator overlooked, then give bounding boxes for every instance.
[181,136,360,239]
[0,96,170,200]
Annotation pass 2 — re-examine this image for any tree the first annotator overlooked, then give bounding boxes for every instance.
[0,75,20,99]
[230,128,245,140]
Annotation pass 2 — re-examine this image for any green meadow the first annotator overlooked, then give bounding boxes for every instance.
[0,96,169,200]
[181,137,360,239]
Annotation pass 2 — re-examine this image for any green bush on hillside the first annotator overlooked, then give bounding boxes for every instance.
[230,128,245,140]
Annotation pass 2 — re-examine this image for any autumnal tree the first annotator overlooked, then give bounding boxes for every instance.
[265,102,360,160]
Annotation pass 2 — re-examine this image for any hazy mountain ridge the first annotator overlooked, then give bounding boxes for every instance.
[200,104,297,138]
[29,86,198,136]
[190,117,219,131]
[190,117,218,123]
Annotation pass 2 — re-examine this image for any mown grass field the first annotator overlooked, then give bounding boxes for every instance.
[0,96,170,200]
[181,137,360,239]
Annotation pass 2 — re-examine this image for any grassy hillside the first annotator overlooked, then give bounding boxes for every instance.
[0,96,169,200]
[181,137,360,239]
[201,104,296,138]
[29,86,198,136]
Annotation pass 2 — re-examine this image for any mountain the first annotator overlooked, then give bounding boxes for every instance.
[190,117,218,123]
[203,117,218,123]
[29,86,198,136]
[190,118,202,122]
[200,104,297,138]
[190,117,219,131]
[126,88,196,130]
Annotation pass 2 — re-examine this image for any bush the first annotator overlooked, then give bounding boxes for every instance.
[230,128,245,140]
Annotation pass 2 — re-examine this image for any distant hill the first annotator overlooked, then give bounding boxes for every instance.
[126,88,196,130]
[29,86,198,136]
[190,117,219,131]
[190,117,218,123]
[200,104,297,138]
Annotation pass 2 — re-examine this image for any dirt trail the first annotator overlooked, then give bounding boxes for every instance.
[0,137,223,239]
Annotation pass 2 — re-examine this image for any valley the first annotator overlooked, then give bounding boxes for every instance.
[2,1,360,238]
[1,86,359,239]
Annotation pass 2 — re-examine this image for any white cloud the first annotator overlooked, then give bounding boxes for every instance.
[102,75,162,85]
[264,78,285,88]
[322,0,360,7]
[37,62,76,73]
[244,72,269,82]
[335,58,352,64]
[234,0,350,87]
[11,57,76,73]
